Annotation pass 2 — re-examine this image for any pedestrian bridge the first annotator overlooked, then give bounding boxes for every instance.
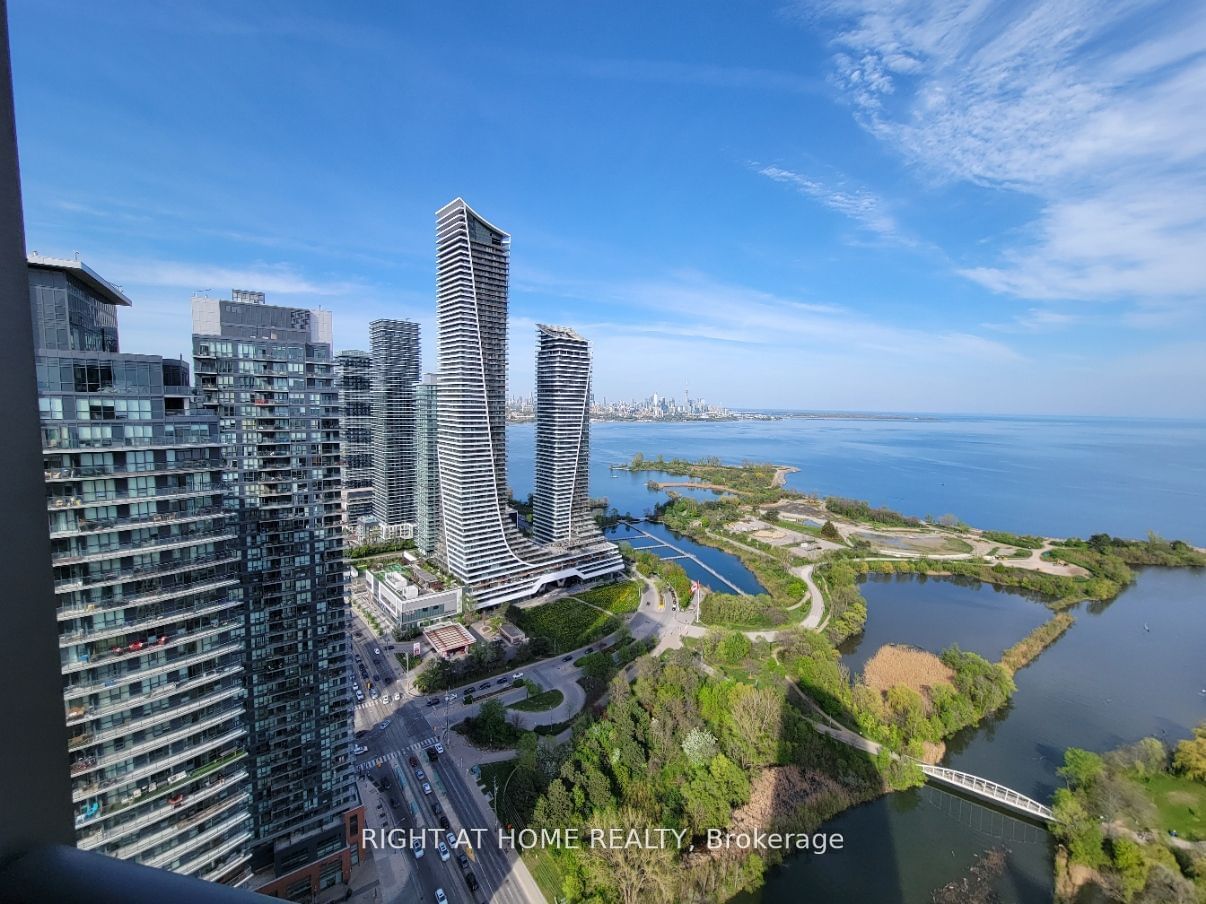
[917,763,1055,823]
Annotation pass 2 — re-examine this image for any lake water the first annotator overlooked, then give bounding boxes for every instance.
[507,416,1206,543]
[505,416,1206,902]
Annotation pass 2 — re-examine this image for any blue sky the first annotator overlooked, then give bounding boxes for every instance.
[10,0,1206,415]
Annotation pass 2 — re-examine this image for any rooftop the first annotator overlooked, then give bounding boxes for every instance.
[537,323,586,342]
[422,622,476,658]
[27,254,133,307]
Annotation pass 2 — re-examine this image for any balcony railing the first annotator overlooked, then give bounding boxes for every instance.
[61,616,244,675]
[67,684,244,752]
[54,552,239,593]
[66,662,243,726]
[71,731,246,804]
[58,596,240,647]
[52,530,236,567]
[62,641,244,700]
[49,505,228,538]
[56,574,239,620]
[43,460,221,481]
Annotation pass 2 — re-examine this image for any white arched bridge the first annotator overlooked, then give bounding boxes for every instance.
[916,763,1055,823]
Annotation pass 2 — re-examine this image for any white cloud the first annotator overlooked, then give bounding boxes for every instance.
[813,0,1206,303]
[754,164,907,241]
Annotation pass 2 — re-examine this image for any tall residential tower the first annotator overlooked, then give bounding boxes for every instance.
[191,292,362,895]
[34,256,253,884]
[533,324,596,547]
[415,373,441,558]
[434,198,622,606]
[334,350,373,529]
[369,319,421,534]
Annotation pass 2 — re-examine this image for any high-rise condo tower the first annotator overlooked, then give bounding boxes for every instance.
[334,349,373,529]
[434,198,622,606]
[191,292,362,894]
[369,319,421,534]
[533,324,595,547]
[34,256,253,885]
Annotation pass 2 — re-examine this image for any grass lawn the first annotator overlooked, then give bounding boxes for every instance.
[1137,772,1206,840]
[508,689,564,712]
[510,597,620,652]
[523,847,566,903]
[574,580,641,614]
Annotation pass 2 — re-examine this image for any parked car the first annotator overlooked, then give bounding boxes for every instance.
[495,677,508,686]
[431,801,443,815]
[408,755,419,767]
[434,743,445,755]
[377,719,391,731]
[379,777,392,791]
[422,782,432,795]
[427,747,439,762]
[480,683,492,690]
[413,839,424,859]
[438,814,451,830]
[434,889,446,904]
[426,697,439,707]
[512,672,524,680]
[464,872,479,892]
[393,692,402,702]
[352,744,368,755]
[446,831,457,848]
[437,841,450,862]
[562,655,572,662]
[444,692,458,702]
[455,850,469,869]
[373,648,381,656]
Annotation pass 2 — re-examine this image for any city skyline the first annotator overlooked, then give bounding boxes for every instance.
[11,2,1206,417]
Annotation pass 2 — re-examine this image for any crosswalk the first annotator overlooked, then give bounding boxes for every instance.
[353,737,441,773]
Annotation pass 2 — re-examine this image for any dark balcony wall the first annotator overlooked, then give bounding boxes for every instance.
[0,0,76,861]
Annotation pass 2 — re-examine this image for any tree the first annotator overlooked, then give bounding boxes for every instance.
[727,685,783,767]
[1060,748,1106,789]
[1173,723,1206,781]
[819,520,842,542]
[582,806,679,904]
[1110,837,1149,902]
[681,727,719,766]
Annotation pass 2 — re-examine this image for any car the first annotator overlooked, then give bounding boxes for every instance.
[372,674,381,683]
[388,797,398,809]
[444,692,458,702]
[495,677,508,686]
[512,672,524,680]
[370,689,378,699]
[379,777,392,791]
[672,604,678,611]
[408,755,419,767]
[455,850,469,869]
[414,767,425,781]
[352,744,368,755]
[435,743,445,755]
[422,782,432,795]
[561,655,572,662]
[446,831,457,848]
[377,719,391,731]
[464,872,479,892]
[373,648,381,656]
[385,676,395,685]
[585,647,594,653]
[412,839,424,860]
[431,801,443,816]
[426,747,439,762]
[437,840,450,862]
[394,692,402,702]
[438,814,450,830]
[426,698,439,707]
[434,889,446,904]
